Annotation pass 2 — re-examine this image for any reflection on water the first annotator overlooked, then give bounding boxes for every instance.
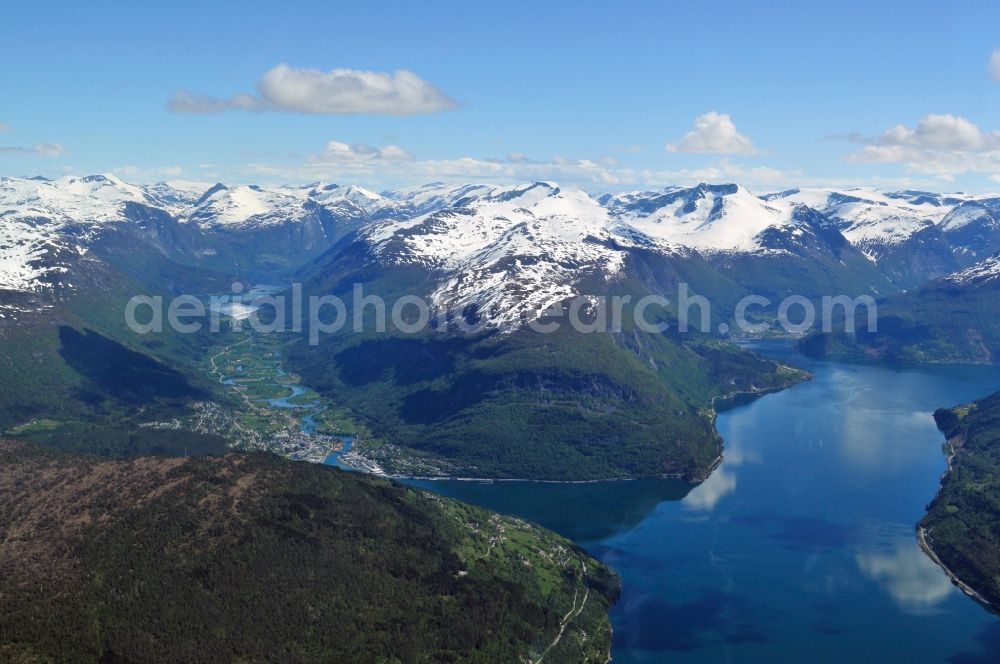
[412,344,1000,662]
[682,467,736,511]
[407,478,694,543]
[681,430,760,512]
[856,538,955,615]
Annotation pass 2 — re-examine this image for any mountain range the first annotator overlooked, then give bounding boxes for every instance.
[4,174,1000,480]
[6,175,999,305]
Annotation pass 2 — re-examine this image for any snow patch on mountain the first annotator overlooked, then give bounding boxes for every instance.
[0,174,152,239]
[142,180,213,211]
[940,253,1000,286]
[0,222,79,294]
[184,184,313,228]
[767,188,968,257]
[939,198,1000,232]
[603,183,805,253]
[363,182,687,328]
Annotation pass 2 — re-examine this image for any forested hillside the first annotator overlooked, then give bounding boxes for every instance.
[0,441,617,663]
[922,391,1000,607]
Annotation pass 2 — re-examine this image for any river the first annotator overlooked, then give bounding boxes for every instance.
[402,342,1000,662]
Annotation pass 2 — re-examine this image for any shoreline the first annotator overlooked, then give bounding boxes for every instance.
[916,433,997,613]
[339,377,807,486]
[336,464,691,485]
[916,525,995,612]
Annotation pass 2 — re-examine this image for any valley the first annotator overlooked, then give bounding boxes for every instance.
[141,319,381,469]
[8,8,1000,662]
[3,174,1000,661]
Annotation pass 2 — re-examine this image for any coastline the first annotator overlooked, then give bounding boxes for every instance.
[338,375,808,486]
[916,433,997,613]
[707,371,812,421]
[334,462,690,485]
[916,525,995,612]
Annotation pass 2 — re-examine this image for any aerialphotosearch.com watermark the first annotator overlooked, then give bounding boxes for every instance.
[124,282,878,344]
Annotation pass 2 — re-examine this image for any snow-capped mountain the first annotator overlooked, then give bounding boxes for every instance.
[141,180,216,211]
[182,181,487,232]
[384,182,493,216]
[597,183,896,299]
[765,188,964,254]
[3,173,1000,325]
[602,183,814,254]
[184,183,314,229]
[320,181,899,330]
[0,222,94,323]
[0,175,472,280]
[0,174,155,239]
[308,183,397,219]
[360,182,691,327]
[939,197,1000,266]
[764,188,980,288]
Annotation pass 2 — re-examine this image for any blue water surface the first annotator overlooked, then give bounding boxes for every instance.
[409,344,1000,662]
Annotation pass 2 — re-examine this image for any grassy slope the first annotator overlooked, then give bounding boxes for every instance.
[921,391,1000,607]
[0,441,617,663]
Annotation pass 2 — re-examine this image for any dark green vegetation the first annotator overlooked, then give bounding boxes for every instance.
[0,247,232,457]
[800,271,1000,364]
[0,441,617,663]
[288,244,808,481]
[921,391,1000,607]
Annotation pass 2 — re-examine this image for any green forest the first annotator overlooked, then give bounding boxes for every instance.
[0,441,617,663]
[922,390,1000,607]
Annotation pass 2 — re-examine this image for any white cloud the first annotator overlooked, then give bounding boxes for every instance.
[667,111,757,154]
[990,48,1000,81]
[506,151,532,163]
[113,165,184,178]
[877,114,997,151]
[169,64,458,116]
[846,114,1000,178]
[236,151,942,194]
[307,141,415,163]
[0,143,67,156]
[166,91,231,114]
[229,135,961,193]
[0,122,9,133]
[245,141,809,193]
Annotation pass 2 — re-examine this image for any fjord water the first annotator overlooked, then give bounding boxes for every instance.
[410,344,1000,662]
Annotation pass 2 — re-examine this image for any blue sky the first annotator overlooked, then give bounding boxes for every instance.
[2,0,999,192]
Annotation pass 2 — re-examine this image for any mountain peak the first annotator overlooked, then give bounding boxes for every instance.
[605,182,799,253]
[194,183,229,206]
